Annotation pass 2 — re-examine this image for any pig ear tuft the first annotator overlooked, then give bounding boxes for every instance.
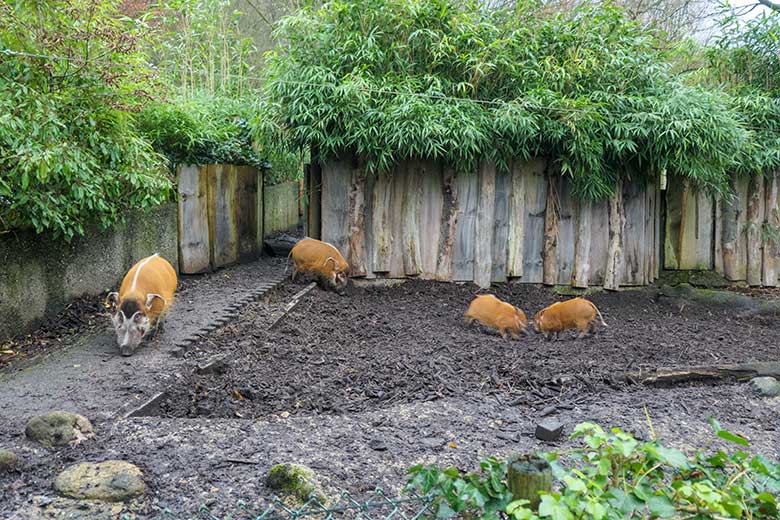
[323,257,338,269]
[106,292,119,309]
[145,293,166,310]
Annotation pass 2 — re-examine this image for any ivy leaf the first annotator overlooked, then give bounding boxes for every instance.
[538,495,574,520]
[647,495,676,518]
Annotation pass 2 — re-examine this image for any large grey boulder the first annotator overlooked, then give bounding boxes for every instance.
[750,377,780,397]
[53,460,145,502]
[25,411,93,447]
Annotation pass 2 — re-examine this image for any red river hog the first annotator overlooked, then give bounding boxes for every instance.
[290,238,349,295]
[464,294,528,340]
[106,254,177,356]
[532,297,607,340]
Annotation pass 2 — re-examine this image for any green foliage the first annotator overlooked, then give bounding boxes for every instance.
[407,421,780,519]
[263,0,748,200]
[0,0,171,240]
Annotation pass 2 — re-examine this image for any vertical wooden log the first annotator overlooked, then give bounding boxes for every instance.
[721,174,740,280]
[321,157,351,257]
[572,199,592,288]
[402,160,423,276]
[209,164,239,268]
[388,162,407,278]
[604,178,625,291]
[746,174,765,286]
[677,181,698,269]
[348,160,367,277]
[236,166,259,261]
[507,161,526,278]
[492,168,510,282]
[695,191,714,270]
[363,171,375,279]
[588,200,610,286]
[664,178,682,270]
[177,165,210,274]
[419,162,444,279]
[556,176,575,285]
[474,161,496,288]
[644,180,654,284]
[622,180,646,285]
[507,455,553,512]
[714,198,723,275]
[763,174,780,287]
[307,162,322,240]
[452,171,478,281]
[522,159,548,283]
[654,180,661,279]
[371,171,392,273]
[542,169,559,286]
[435,167,459,281]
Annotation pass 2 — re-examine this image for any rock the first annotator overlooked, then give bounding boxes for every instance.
[266,463,326,503]
[196,357,227,375]
[421,437,446,449]
[25,411,94,447]
[750,377,780,397]
[368,438,387,451]
[53,461,145,502]
[540,405,557,417]
[535,419,565,442]
[0,448,19,471]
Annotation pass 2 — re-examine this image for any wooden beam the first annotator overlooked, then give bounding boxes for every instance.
[402,160,423,276]
[603,178,625,291]
[506,160,526,278]
[542,169,559,286]
[371,171,392,273]
[746,174,765,286]
[626,362,780,386]
[348,161,367,277]
[492,167,510,282]
[572,199,591,288]
[474,160,496,288]
[435,167,459,281]
[763,174,780,287]
[177,165,210,274]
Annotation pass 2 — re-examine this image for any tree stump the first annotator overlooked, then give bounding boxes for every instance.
[507,454,553,511]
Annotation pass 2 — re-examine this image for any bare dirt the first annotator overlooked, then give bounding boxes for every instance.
[2,276,780,519]
[159,280,780,419]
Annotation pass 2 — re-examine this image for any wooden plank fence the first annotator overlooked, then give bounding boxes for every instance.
[318,158,660,288]
[265,181,302,235]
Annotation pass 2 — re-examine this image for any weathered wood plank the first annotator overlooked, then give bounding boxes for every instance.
[521,159,548,283]
[436,167,459,281]
[492,167,510,282]
[388,162,407,278]
[321,157,352,258]
[644,179,654,283]
[307,162,322,240]
[348,163,367,277]
[695,191,714,270]
[588,200,610,286]
[722,173,749,281]
[714,197,723,275]
[746,174,765,286]
[363,171,375,279]
[236,166,259,261]
[177,165,210,274]
[621,179,645,285]
[474,161,496,288]
[677,181,698,270]
[572,199,591,288]
[209,164,239,268]
[542,171,559,286]
[507,161,527,278]
[264,182,300,234]
[556,175,575,285]
[664,177,683,270]
[763,174,780,287]
[604,178,625,291]
[371,171,393,273]
[419,162,444,279]
[654,181,661,279]
[452,170,479,281]
[402,160,423,276]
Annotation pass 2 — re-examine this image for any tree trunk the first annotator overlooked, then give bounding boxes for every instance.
[572,199,591,288]
[604,179,625,291]
[402,161,422,276]
[348,163,367,277]
[435,168,459,281]
[474,161,496,288]
[746,174,764,286]
[542,169,559,286]
[507,455,553,512]
[626,362,780,386]
[722,173,740,281]
[507,160,526,278]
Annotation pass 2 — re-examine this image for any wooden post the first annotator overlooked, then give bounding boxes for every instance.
[474,161,496,288]
[419,162,444,278]
[722,173,741,281]
[506,161,526,278]
[348,160,367,277]
[746,174,765,286]
[572,199,591,288]
[763,174,780,287]
[402,161,423,276]
[208,164,239,268]
[371,171,392,273]
[435,167,459,281]
[542,168,559,286]
[321,157,351,256]
[507,455,553,512]
[177,165,210,273]
[604,178,625,291]
[492,168,510,282]
[307,162,322,240]
[236,166,259,261]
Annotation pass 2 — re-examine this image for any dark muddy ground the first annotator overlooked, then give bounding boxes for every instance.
[2,276,780,519]
[160,280,780,419]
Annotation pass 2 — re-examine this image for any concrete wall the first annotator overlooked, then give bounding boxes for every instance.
[264,181,301,235]
[0,203,178,341]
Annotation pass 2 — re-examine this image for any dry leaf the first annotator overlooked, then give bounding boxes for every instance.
[448,441,457,449]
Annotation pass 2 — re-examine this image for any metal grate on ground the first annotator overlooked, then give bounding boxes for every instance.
[145,489,435,520]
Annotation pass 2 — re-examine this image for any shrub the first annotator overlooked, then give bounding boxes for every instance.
[407,420,780,519]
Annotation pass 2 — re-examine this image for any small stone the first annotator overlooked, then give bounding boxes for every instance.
[540,405,557,417]
[497,432,517,442]
[421,437,446,449]
[25,411,94,447]
[368,438,387,451]
[196,358,227,375]
[54,461,145,502]
[266,463,326,504]
[535,419,565,442]
[750,377,780,397]
[170,347,185,358]
[0,448,19,471]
